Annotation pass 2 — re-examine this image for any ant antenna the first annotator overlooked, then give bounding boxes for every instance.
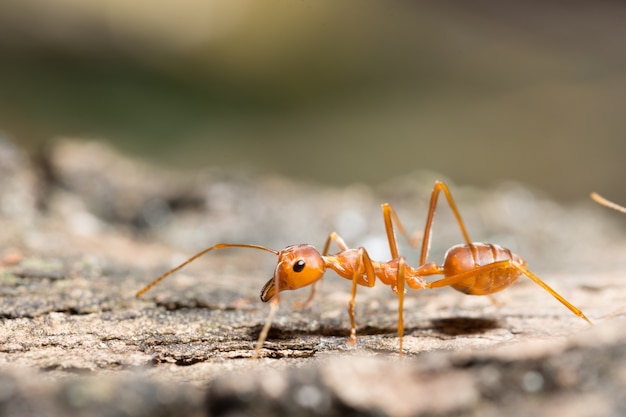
[136,243,279,298]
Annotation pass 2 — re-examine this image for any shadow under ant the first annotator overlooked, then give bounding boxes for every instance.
[256,322,393,340]
[253,316,501,343]
[427,317,501,336]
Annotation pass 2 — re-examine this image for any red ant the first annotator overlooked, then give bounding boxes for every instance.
[136,181,591,356]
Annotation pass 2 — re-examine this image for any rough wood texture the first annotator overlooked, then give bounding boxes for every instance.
[1,135,626,416]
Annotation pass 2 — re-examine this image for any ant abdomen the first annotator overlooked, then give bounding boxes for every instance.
[443,243,526,295]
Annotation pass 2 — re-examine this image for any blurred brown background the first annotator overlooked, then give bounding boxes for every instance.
[1,0,625,202]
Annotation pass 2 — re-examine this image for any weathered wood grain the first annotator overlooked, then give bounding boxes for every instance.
[1,136,626,416]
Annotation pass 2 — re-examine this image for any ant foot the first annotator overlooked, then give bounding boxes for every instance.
[348,329,357,345]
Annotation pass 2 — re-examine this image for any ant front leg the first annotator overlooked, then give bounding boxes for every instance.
[253,294,279,359]
[322,231,351,255]
[347,247,377,344]
[309,230,375,344]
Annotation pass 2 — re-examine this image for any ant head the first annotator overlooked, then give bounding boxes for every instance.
[260,244,326,302]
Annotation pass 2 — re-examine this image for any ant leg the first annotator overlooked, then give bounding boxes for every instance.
[397,256,406,356]
[253,258,285,359]
[487,295,502,307]
[379,203,412,355]
[347,247,377,344]
[603,305,626,320]
[513,263,592,324]
[253,296,279,359]
[381,203,421,259]
[419,181,473,266]
[293,282,317,310]
[381,203,422,260]
[591,192,626,214]
[322,231,350,255]
[421,261,591,324]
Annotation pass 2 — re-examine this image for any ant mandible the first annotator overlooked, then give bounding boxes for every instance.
[136,181,591,356]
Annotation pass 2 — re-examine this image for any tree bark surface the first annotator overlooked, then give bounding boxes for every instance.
[1,137,625,416]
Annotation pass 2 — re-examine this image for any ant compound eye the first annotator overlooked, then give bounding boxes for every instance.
[293,260,306,273]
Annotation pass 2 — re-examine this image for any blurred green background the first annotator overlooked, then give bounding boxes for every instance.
[1,0,625,202]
